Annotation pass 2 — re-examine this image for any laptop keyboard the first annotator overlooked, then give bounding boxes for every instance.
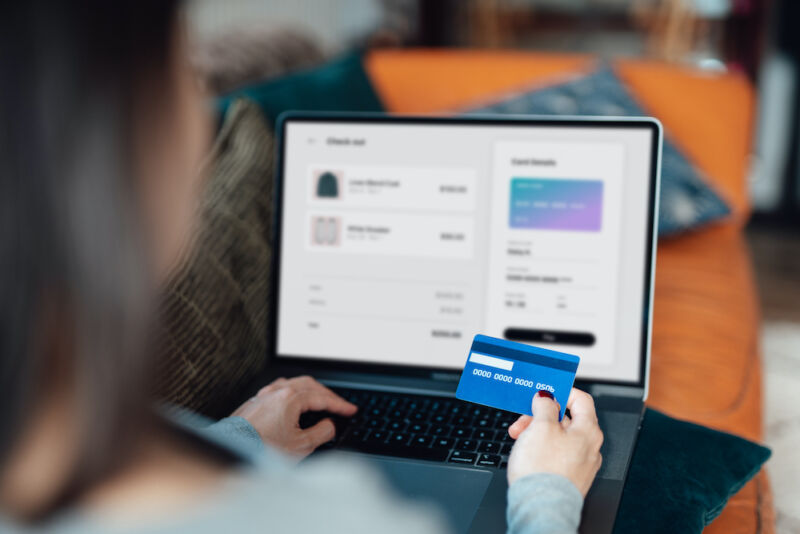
[300,388,518,468]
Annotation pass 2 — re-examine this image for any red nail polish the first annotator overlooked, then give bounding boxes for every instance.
[537,390,553,399]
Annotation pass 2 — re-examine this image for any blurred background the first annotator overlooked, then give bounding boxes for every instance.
[182,1,799,531]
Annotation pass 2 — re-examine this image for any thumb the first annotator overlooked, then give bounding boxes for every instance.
[300,419,336,452]
[531,391,560,424]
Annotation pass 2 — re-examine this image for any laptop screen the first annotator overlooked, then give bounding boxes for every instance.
[274,117,658,386]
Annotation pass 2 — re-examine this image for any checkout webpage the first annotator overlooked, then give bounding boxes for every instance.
[277,121,655,383]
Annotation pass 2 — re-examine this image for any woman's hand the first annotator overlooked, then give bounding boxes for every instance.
[231,376,358,458]
[506,388,603,496]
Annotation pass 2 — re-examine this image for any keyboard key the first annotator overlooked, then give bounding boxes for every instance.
[496,420,511,431]
[341,428,368,445]
[409,411,426,421]
[450,427,472,438]
[500,412,517,422]
[408,423,429,434]
[344,393,362,404]
[387,420,406,432]
[410,434,433,447]
[450,415,473,427]
[475,418,491,428]
[456,439,477,451]
[501,443,513,455]
[474,429,495,441]
[389,432,409,445]
[448,450,477,465]
[430,425,452,436]
[499,432,514,442]
[430,414,448,424]
[469,407,487,418]
[500,460,508,469]
[478,441,500,454]
[477,454,501,467]
[367,430,389,443]
[431,437,454,449]
[365,418,385,429]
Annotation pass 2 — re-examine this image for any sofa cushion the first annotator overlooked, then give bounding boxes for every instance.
[364,50,755,221]
[614,409,771,533]
[157,99,273,419]
[215,51,384,126]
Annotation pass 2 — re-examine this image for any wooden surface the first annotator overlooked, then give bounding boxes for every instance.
[365,49,770,533]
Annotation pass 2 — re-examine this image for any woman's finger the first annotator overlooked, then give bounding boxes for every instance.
[290,376,358,416]
[508,415,532,439]
[564,388,598,429]
[300,419,336,452]
[299,386,358,416]
[530,391,559,425]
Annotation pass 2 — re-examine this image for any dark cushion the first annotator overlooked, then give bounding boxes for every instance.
[215,51,384,126]
[467,66,732,237]
[614,409,771,533]
[157,99,274,419]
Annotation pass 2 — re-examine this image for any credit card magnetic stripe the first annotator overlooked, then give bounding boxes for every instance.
[471,335,579,373]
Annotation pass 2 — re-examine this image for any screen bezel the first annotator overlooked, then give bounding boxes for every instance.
[269,113,661,391]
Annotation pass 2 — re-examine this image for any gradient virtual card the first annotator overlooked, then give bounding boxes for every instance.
[509,178,603,232]
[456,334,580,420]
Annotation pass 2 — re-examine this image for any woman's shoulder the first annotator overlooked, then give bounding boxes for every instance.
[26,452,448,534]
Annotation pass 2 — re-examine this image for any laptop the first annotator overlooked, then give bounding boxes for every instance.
[266,113,662,534]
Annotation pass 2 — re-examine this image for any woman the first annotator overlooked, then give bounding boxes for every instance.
[0,2,603,532]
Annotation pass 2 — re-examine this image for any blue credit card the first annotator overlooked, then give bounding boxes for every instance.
[456,334,580,420]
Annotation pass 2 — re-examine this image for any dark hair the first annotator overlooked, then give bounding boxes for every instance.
[0,0,179,509]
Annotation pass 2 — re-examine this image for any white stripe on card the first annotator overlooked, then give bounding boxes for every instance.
[469,352,514,371]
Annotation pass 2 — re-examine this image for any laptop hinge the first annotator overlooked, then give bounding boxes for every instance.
[588,384,645,399]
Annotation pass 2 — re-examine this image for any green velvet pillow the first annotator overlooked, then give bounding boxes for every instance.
[215,51,384,126]
[614,409,771,533]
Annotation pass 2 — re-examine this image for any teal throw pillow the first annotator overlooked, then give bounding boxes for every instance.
[614,409,771,533]
[216,51,383,126]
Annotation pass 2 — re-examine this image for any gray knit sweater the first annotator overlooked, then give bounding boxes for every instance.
[0,414,582,534]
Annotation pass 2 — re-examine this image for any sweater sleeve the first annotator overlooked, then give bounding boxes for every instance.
[506,473,584,534]
[204,416,265,458]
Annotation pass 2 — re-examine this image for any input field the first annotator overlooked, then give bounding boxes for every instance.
[469,352,514,371]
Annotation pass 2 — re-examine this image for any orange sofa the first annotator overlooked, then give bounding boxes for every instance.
[364,50,772,533]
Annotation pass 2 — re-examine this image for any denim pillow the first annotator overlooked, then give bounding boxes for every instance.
[468,67,731,237]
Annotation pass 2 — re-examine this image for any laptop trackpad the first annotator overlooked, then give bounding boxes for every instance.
[371,458,493,534]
